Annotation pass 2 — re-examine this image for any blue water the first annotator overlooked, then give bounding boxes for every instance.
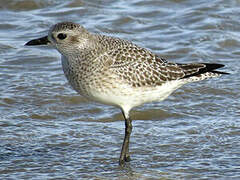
[0,0,239,179]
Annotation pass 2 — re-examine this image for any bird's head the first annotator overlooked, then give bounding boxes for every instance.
[25,22,91,56]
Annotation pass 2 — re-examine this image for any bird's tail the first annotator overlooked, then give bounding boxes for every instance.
[179,63,229,82]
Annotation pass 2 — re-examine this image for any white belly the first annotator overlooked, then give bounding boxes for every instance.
[87,80,186,111]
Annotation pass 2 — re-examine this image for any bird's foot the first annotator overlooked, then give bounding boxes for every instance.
[124,154,131,162]
[119,154,131,166]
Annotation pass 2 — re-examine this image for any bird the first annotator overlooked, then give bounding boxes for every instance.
[25,22,228,166]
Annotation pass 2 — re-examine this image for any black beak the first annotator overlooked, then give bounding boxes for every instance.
[25,36,50,46]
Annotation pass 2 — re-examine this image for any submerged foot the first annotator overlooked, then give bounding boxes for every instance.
[124,154,131,162]
[119,154,131,166]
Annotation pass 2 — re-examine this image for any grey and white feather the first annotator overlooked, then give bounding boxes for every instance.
[25,22,228,165]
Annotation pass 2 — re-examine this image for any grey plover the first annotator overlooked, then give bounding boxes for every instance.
[25,22,228,166]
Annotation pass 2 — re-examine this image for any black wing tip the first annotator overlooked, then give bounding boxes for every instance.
[202,63,224,69]
[202,63,229,74]
[211,70,230,75]
[182,63,229,79]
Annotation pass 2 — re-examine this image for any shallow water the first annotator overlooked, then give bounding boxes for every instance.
[0,0,239,179]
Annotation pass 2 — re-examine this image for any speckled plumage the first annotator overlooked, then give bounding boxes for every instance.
[47,23,225,111]
[26,22,228,165]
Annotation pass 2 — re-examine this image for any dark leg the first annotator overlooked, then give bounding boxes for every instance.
[119,110,132,166]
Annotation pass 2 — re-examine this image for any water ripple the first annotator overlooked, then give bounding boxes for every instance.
[0,0,239,179]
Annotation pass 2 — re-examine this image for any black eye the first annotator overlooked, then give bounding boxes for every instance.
[57,33,67,40]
